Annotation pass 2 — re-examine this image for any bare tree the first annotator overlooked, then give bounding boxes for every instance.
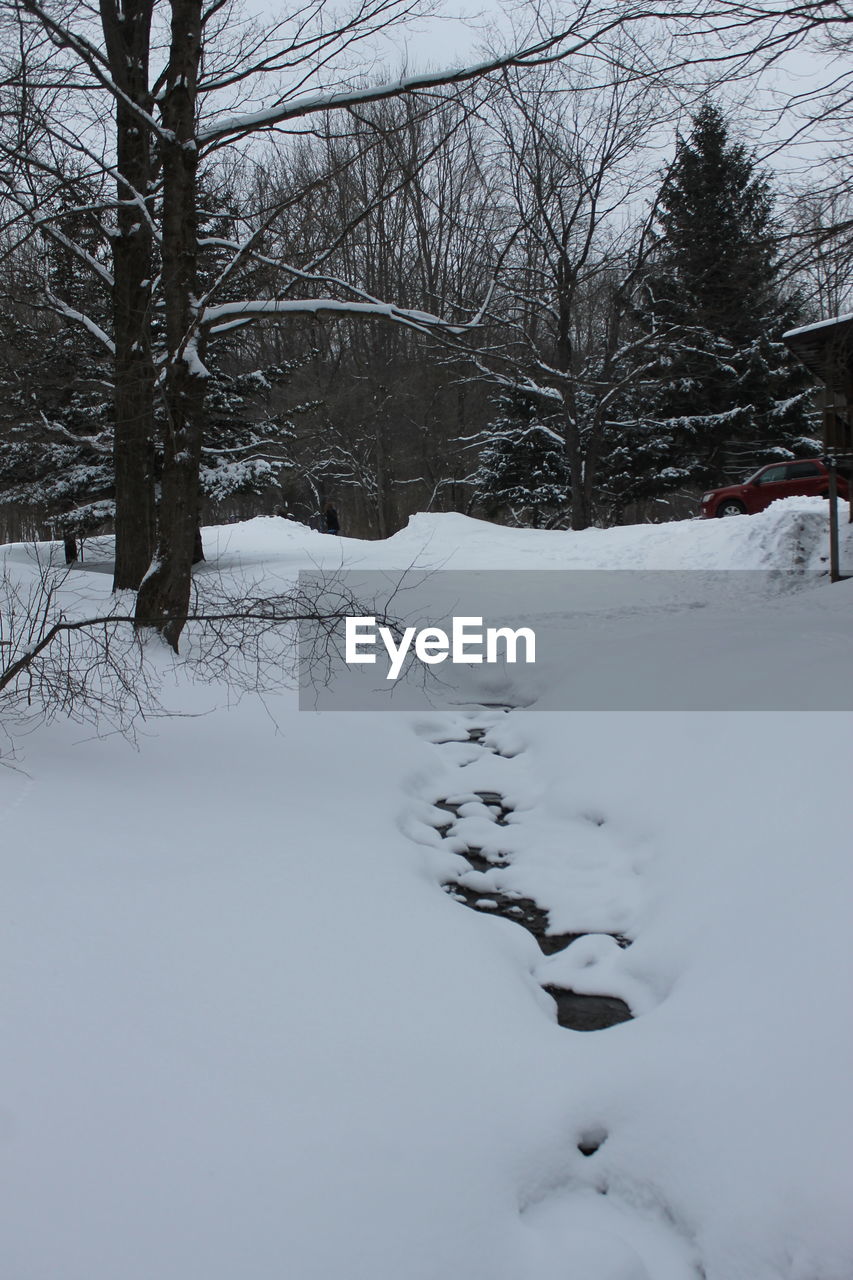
[245,92,500,533]
[5,0,847,593]
[0,549,401,759]
[1,0,664,645]
[786,187,853,317]
[465,61,671,528]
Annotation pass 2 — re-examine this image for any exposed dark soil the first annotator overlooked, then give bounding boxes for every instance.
[443,881,580,953]
[543,986,633,1032]
[433,749,634,1031]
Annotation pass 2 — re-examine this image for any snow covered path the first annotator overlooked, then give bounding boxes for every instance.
[2,500,853,1280]
[403,703,695,1272]
[400,696,853,1279]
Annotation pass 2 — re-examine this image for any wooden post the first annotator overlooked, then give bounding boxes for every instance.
[828,457,841,582]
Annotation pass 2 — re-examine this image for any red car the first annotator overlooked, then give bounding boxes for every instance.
[700,459,849,518]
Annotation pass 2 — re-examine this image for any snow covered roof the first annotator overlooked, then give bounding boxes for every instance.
[783,311,853,340]
[783,311,853,398]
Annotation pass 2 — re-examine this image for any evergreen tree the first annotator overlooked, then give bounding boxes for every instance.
[0,195,304,548]
[629,103,816,500]
[200,361,301,505]
[471,394,569,528]
[0,229,116,554]
[0,326,114,539]
[190,181,301,513]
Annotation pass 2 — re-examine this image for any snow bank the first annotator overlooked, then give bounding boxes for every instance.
[382,498,843,571]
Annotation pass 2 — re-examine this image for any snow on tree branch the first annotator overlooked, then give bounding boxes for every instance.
[45,293,116,353]
[202,296,485,337]
[197,11,651,147]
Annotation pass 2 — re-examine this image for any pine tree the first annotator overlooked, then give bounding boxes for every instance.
[185,183,301,515]
[630,103,816,500]
[0,170,311,547]
[471,394,569,528]
[199,361,301,505]
[0,234,300,550]
[0,230,116,554]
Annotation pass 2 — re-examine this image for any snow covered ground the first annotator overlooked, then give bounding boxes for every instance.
[2,498,852,1280]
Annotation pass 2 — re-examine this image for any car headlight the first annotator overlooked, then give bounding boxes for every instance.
[702,493,714,502]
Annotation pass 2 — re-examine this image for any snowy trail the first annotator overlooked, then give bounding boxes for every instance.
[403,702,703,1279]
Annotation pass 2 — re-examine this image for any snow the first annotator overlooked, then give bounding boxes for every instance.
[197,54,529,145]
[195,19,633,149]
[2,497,852,1280]
[783,311,853,339]
[202,296,474,337]
[181,335,210,379]
[202,496,839,574]
[44,293,116,353]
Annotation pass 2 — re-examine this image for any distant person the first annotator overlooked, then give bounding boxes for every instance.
[324,503,340,535]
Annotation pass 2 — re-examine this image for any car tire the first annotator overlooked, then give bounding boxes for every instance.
[716,499,746,517]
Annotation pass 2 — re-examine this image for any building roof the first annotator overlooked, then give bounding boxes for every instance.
[783,312,853,397]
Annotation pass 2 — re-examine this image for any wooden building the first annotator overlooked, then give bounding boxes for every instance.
[783,312,853,456]
[784,312,853,577]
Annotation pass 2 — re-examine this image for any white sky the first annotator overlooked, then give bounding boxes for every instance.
[376,0,491,71]
[365,2,841,183]
[232,0,842,201]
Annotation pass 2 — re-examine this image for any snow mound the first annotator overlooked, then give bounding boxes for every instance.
[80,496,846,581]
[383,498,842,572]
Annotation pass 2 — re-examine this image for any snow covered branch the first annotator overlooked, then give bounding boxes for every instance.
[202,296,483,337]
[197,10,650,147]
[44,293,116,354]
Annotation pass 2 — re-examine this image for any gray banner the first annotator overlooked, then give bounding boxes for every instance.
[297,569,849,710]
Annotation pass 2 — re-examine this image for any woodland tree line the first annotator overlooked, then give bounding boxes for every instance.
[1,0,852,647]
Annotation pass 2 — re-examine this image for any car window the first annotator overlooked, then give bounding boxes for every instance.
[785,462,821,479]
[757,465,788,484]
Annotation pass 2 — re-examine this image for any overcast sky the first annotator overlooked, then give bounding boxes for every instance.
[237,0,838,187]
[366,3,838,181]
[375,0,490,71]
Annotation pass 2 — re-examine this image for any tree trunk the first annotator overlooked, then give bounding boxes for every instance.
[565,422,592,532]
[100,0,157,590]
[112,198,156,587]
[581,416,603,528]
[134,0,205,650]
[561,345,593,531]
[375,423,392,539]
[570,476,592,530]
[556,295,593,530]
